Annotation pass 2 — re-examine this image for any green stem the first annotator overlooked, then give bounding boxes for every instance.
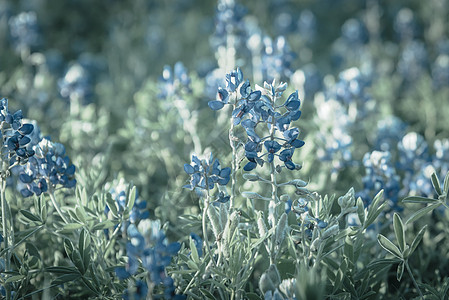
[405,260,424,299]
[229,117,238,210]
[48,187,69,224]
[202,186,216,267]
[268,93,279,265]
[1,179,11,299]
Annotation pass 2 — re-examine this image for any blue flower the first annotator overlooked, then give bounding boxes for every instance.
[208,87,229,110]
[279,148,296,170]
[18,138,75,197]
[0,98,36,167]
[183,153,231,190]
[264,140,281,163]
[158,62,191,99]
[123,280,148,300]
[8,11,41,53]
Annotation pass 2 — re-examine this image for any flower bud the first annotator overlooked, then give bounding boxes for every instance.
[275,213,288,245]
[207,206,222,240]
[243,173,260,181]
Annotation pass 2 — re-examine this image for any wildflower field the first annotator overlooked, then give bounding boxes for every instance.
[1,0,449,299]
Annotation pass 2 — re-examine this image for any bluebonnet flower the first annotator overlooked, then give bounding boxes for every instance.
[158,62,191,99]
[115,220,184,299]
[358,151,401,211]
[0,98,35,170]
[123,280,148,300]
[8,11,41,54]
[297,10,317,45]
[291,64,323,100]
[58,63,93,104]
[210,68,304,172]
[397,40,428,84]
[432,54,449,90]
[183,153,231,190]
[341,18,369,46]
[18,138,75,197]
[331,19,370,69]
[332,68,372,106]
[259,36,296,82]
[374,116,407,151]
[315,96,353,172]
[211,0,248,55]
[393,8,418,42]
[397,132,429,174]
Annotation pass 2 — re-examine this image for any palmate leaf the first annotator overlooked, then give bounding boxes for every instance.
[377,234,402,259]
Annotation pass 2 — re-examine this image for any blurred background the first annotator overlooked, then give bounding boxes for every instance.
[0,0,448,233]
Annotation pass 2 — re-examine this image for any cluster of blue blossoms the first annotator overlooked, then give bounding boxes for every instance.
[0,98,36,170]
[183,153,231,190]
[115,220,184,300]
[0,98,76,196]
[209,68,304,171]
[359,117,449,210]
[158,62,191,99]
[18,138,76,197]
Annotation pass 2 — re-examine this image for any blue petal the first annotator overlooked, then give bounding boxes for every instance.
[18,124,33,135]
[292,139,305,148]
[243,161,257,171]
[285,100,301,111]
[184,164,195,174]
[248,90,261,101]
[19,173,33,183]
[208,100,225,110]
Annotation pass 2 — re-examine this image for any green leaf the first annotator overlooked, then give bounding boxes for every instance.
[189,236,200,264]
[393,213,406,252]
[79,229,91,270]
[127,185,137,210]
[343,236,354,263]
[199,288,215,299]
[51,273,81,285]
[91,220,116,231]
[72,249,85,274]
[402,196,438,204]
[360,291,377,300]
[26,242,41,259]
[186,260,199,271]
[75,205,87,223]
[365,202,388,229]
[20,210,41,223]
[377,234,402,259]
[46,266,80,274]
[64,239,74,258]
[60,223,84,233]
[409,225,427,256]
[443,171,449,197]
[431,172,442,196]
[406,203,440,225]
[396,261,404,281]
[105,193,118,217]
[5,275,25,283]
